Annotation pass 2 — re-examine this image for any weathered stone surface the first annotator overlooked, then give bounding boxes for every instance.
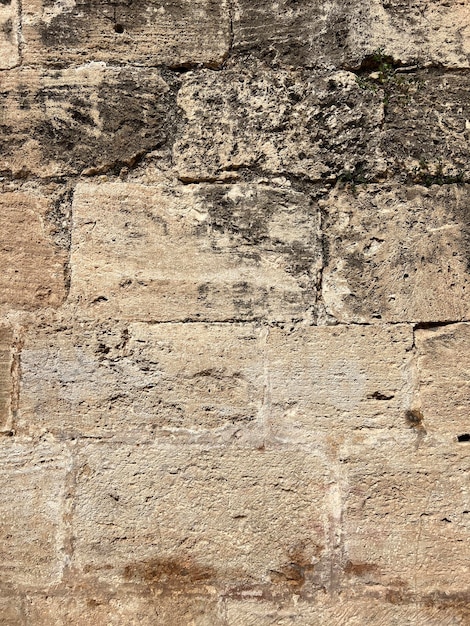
[0,325,13,432]
[233,0,470,69]
[72,443,330,594]
[383,71,470,179]
[22,0,230,68]
[19,320,264,441]
[173,66,384,183]
[341,440,469,600]
[23,592,220,626]
[0,441,68,588]
[223,595,469,625]
[0,0,19,69]
[416,323,470,442]
[322,184,470,323]
[70,181,321,322]
[265,324,414,444]
[0,66,172,177]
[0,187,67,310]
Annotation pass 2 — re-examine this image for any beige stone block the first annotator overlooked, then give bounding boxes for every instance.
[72,443,330,594]
[341,440,470,598]
[383,72,470,179]
[223,596,469,626]
[0,67,171,177]
[0,0,19,69]
[26,593,220,626]
[173,67,384,183]
[0,325,13,431]
[0,188,67,310]
[22,0,230,68]
[416,323,470,441]
[322,185,470,323]
[70,182,321,322]
[233,0,470,69]
[265,324,414,443]
[19,320,264,441]
[0,441,69,587]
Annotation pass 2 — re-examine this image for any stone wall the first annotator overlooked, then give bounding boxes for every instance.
[0,1,469,623]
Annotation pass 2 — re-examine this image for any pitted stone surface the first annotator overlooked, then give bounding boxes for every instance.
[22,0,231,68]
[322,184,470,323]
[69,181,321,322]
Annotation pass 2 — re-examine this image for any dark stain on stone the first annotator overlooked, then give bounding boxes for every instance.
[344,561,379,577]
[1,18,13,40]
[123,556,215,591]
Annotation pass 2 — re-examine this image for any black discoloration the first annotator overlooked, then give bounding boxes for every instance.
[1,68,177,176]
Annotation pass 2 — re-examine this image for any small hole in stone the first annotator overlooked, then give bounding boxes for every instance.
[457,433,470,442]
[114,23,125,33]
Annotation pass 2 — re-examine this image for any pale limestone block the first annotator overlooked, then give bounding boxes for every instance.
[70,182,321,322]
[0,0,19,69]
[0,325,13,432]
[223,595,469,626]
[173,67,384,183]
[341,440,470,598]
[25,593,222,626]
[0,188,67,311]
[416,323,470,441]
[322,185,470,323]
[233,0,470,69]
[0,67,171,178]
[0,441,69,587]
[19,320,264,441]
[265,324,414,443]
[72,443,330,594]
[22,0,230,68]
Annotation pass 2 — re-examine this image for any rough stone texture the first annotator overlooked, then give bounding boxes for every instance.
[72,443,330,594]
[0,186,67,310]
[341,439,469,600]
[0,441,69,588]
[173,66,385,183]
[0,0,19,69]
[383,71,470,179]
[22,0,231,68]
[416,323,470,441]
[1,0,470,622]
[0,66,172,177]
[70,181,321,322]
[233,0,470,69]
[0,325,13,432]
[265,324,414,443]
[322,184,470,323]
[19,320,264,441]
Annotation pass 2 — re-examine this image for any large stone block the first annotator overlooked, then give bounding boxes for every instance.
[0,187,67,310]
[173,66,384,183]
[0,66,172,177]
[0,441,69,588]
[22,0,230,68]
[19,320,264,441]
[233,0,470,69]
[322,184,470,323]
[265,324,414,444]
[383,71,470,179]
[0,325,13,432]
[0,0,19,69]
[416,323,470,442]
[72,444,331,595]
[69,181,321,322]
[25,593,219,626]
[341,440,470,598]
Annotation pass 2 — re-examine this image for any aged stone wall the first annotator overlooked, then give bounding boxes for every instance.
[1,1,469,624]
